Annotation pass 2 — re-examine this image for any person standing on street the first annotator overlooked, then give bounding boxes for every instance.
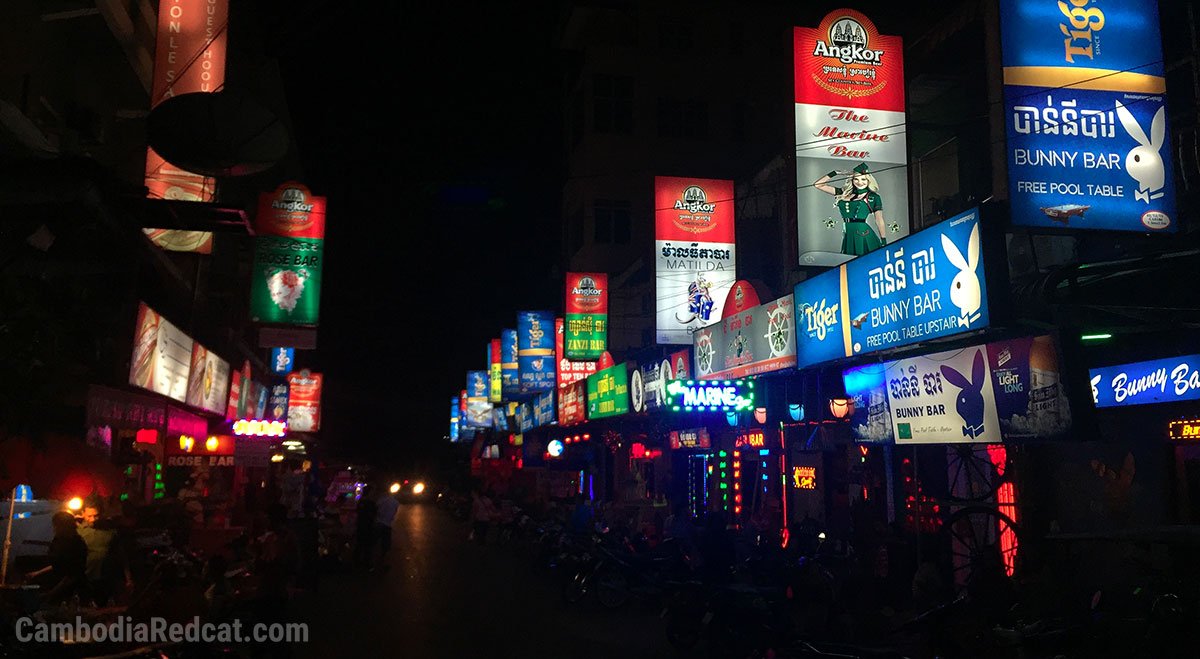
[470,488,494,545]
[354,485,377,569]
[375,487,400,568]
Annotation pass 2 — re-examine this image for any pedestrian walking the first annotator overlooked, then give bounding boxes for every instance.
[469,488,494,545]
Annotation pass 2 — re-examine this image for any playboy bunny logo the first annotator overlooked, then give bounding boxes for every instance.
[1115,101,1166,203]
[940,223,982,328]
[1090,374,1103,405]
[941,350,987,439]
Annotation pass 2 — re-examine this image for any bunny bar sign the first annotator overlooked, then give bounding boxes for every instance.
[843,335,1072,444]
[794,208,989,368]
[1001,0,1176,232]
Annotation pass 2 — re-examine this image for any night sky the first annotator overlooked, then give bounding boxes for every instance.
[275,3,563,468]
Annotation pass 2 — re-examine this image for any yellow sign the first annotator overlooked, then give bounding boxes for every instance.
[792,466,817,490]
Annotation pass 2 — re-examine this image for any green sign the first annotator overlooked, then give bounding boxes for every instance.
[586,363,628,419]
[249,236,323,325]
[565,273,607,360]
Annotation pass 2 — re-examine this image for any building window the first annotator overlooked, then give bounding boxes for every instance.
[659,18,694,50]
[594,199,631,244]
[593,74,634,135]
[657,98,708,139]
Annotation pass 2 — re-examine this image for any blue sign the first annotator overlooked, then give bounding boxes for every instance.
[518,311,556,393]
[501,328,520,395]
[465,371,492,428]
[794,208,989,368]
[267,383,289,422]
[492,408,509,431]
[450,397,460,441]
[253,382,269,419]
[1090,355,1200,408]
[665,379,755,412]
[270,348,295,375]
[533,390,555,427]
[514,403,533,433]
[1001,0,1175,232]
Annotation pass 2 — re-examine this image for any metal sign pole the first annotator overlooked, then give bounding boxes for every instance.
[1,487,16,585]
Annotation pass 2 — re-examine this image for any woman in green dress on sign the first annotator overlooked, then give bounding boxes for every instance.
[813,162,888,257]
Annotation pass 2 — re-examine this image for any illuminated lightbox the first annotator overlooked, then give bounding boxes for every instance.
[667,379,754,412]
[233,419,287,437]
[1169,419,1200,441]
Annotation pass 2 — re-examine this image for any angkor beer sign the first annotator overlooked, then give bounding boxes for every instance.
[794,9,908,267]
[655,176,737,345]
[1001,0,1175,232]
[565,273,608,360]
[250,183,327,326]
[143,0,230,254]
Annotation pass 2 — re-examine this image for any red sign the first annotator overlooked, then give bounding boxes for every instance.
[735,429,766,448]
[286,371,323,432]
[255,182,328,239]
[669,349,692,381]
[722,280,761,319]
[226,371,242,421]
[556,318,597,388]
[144,0,230,203]
[793,9,905,112]
[558,380,587,426]
[654,177,736,243]
[565,272,607,314]
[669,428,710,450]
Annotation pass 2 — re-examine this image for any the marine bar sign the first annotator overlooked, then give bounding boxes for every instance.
[565,273,608,360]
[794,9,909,267]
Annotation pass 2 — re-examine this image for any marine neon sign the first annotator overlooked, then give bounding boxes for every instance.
[666,379,755,412]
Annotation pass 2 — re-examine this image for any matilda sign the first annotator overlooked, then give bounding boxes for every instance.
[794,9,909,266]
[1001,0,1175,231]
[794,208,988,367]
[655,176,737,344]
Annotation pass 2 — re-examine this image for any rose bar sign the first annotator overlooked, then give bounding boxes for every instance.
[250,183,327,326]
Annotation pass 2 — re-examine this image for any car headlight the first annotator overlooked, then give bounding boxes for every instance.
[412,482,426,495]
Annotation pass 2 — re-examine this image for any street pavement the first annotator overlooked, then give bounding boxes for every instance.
[291,503,674,659]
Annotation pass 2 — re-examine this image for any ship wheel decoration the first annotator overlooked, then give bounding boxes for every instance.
[764,301,792,358]
[695,333,715,376]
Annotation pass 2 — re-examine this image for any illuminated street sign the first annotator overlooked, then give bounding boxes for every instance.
[666,379,754,412]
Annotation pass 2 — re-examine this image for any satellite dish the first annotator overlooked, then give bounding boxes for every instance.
[147,91,288,177]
